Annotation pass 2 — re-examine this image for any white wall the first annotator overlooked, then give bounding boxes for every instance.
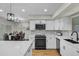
[0,17,12,40]
[0,17,28,40]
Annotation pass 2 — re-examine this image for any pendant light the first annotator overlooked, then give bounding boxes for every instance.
[7,3,15,21]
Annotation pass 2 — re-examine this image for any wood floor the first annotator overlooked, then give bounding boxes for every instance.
[32,49,60,56]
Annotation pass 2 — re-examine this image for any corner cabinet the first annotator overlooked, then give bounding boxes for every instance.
[60,17,72,30]
[55,17,72,30]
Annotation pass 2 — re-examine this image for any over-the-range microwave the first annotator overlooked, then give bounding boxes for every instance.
[35,24,46,30]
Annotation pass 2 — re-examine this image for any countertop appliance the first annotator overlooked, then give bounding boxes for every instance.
[56,32,63,36]
[35,35,46,50]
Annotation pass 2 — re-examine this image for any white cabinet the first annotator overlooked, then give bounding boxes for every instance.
[46,35,56,49]
[61,17,72,30]
[55,19,60,30]
[60,39,79,56]
[60,40,66,56]
[55,17,72,30]
[72,47,79,56]
[46,21,55,30]
[63,43,73,56]
[60,40,73,56]
[30,21,35,30]
[24,43,33,56]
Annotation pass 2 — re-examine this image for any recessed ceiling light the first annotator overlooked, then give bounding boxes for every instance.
[44,9,47,12]
[0,9,3,12]
[22,9,26,12]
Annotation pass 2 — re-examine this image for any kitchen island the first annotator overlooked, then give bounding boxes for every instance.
[0,39,34,56]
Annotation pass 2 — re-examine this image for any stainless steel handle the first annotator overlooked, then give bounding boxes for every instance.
[46,40,48,42]
[63,46,65,50]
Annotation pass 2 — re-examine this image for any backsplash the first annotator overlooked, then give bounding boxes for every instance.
[29,30,72,39]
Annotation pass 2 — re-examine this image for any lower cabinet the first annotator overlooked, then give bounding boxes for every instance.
[46,35,56,49]
[60,40,68,56]
[60,40,79,56]
[72,47,79,56]
[24,43,33,56]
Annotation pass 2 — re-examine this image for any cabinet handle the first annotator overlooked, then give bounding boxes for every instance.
[27,47,30,53]
[63,46,65,50]
[76,51,79,53]
[47,40,48,42]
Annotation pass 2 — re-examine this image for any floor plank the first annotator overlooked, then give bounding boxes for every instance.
[32,49,60,56]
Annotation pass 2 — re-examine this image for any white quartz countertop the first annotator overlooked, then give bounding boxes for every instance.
[56,36,71,40]
[0,40,34,56]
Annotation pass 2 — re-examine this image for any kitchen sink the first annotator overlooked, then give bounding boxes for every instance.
[64,39,79,44]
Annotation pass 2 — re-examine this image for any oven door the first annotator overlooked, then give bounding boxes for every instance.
[35,39,46,50]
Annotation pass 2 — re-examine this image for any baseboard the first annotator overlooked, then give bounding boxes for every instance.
[32,48,58,50]
[46,48,57,50]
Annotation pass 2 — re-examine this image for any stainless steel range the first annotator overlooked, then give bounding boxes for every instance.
[35,35,46,50]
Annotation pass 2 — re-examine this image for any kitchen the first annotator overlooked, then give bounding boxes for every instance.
[0,3,79,56]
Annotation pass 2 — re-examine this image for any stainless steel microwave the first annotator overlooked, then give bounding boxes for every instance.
[35,24,45,30]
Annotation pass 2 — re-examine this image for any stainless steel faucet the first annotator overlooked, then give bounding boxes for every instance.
[71,31,79,41]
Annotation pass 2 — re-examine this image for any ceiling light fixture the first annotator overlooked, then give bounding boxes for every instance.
[44,9,48,12]
[0,9,3,12]
[7,3,15,21]
[22,9,25,12]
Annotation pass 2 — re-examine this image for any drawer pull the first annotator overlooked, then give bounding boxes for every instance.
[63,46,65,50]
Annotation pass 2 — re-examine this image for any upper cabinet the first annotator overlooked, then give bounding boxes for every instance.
[30,17,72,30]
[46,20,55,30]
[54,19,60,30]
[62,17,72,30]
[29,20,46,30]
[55,17,72,30]
[60,17,72,30]
[29,21,35,30]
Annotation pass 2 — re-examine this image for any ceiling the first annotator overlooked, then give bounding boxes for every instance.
[0,3,63,19]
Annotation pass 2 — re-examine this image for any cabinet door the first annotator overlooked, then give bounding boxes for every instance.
[65,44,74,56]
[46,21,55,30]
[30,21,35,30]
[55,17,72,30]
[59,19,63,30]
[72,47,79,56]
[41,20,46,24]
[55,19,60,30]
[60,40,67,56]
[61,17,72,30]
[60,40,74,56]
[46,35,56,49]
